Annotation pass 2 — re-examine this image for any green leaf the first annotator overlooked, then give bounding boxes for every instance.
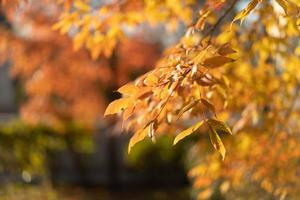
[173,120,204,145]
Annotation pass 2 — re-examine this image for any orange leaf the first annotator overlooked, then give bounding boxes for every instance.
[104,98,132,116]
[136,87,153,99]
[123,105,135,120]
[128,126,148,153]
[117,83,139,97]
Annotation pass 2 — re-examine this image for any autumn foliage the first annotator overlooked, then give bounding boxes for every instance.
[1,0,300,199]
[0,0,160,126]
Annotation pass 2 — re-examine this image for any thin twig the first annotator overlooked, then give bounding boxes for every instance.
[203,0,239,43]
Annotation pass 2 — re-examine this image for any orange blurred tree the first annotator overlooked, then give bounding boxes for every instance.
[0,0,160,127]
[1,0,300,199]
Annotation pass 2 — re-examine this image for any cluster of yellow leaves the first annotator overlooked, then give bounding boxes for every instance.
[187,0,300,199]
[103,0,276,160]
[105,25,235,157]
[188,132,300,199]
[105,0,300,198]
[229,0,300,31]
[53,0,195,59]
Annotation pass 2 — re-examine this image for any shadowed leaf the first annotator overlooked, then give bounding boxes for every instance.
[173,120,204,145]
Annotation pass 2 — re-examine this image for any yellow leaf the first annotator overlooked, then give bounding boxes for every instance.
[52,21,64,31]
[276,0,300,16]
[177,99,200,119]
[117,83,139,96]
[220,181,231,193]
[230,0,260,29]
[220,76,230,89]
[128,126,148,153]
[218,43,236,56]
[59,21,72,34]
[73,31,89,51]
[74,0,91,12]
[202,56,234,68]
[198,188,213,199]
[148,120,158,142]
[173,120,204,145]
[261,179,274,193]
[208,123,226,160]
[214,85,227,100]
[136,87,153,99]
[104,98,132,116]
[207,118,232,135]
[144,73,159,86]
[123,105,135,120]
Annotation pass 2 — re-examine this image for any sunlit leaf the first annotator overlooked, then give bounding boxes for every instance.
[144,73,159,86]
[276,0,300,16]
[230,0,260,29]
[123,105,135,120]
[148,119,158,142]
[104,98,132,116]
[74,0,91,12]
[118,83,139,96]
[128,126,149,153]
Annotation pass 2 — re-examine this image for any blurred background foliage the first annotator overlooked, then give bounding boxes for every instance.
[0,120,92,176]
[0,120,191,199]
